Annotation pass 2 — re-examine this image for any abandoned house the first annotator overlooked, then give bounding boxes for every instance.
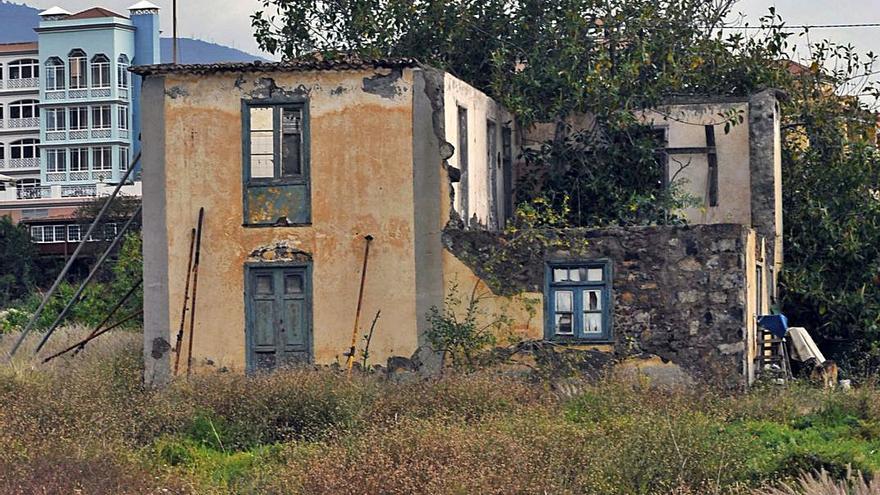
[132,57,783,387]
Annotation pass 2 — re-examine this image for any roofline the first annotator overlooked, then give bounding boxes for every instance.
[130,58,422,77]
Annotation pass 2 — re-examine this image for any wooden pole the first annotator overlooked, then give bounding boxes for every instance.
[8,153,140,357]
[173,228,196,376]
[172,0,178,64]
[42,309,145,363]
[185,208,205,378]
[346,235,373,373]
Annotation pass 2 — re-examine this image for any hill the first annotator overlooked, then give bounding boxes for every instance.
[0,1,264,63]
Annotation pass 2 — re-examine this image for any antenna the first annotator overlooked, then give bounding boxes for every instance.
[173,0,178,63]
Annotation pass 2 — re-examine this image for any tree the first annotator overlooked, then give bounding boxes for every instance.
[252,0,880,373]
[0,216,38,307]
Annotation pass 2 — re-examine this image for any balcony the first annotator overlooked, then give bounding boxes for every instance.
[1,158,39,170]
[16,186,50,199]
[4,78,39,90]
[0,181,141,202]
[61,184,97,197]
[8,117,39,129]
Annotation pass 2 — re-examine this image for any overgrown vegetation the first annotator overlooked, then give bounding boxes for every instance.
[253,0,880,374]
[2,332,880,494]
[0,216,38,307]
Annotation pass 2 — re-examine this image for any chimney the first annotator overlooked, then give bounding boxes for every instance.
[129,1,160,163]
[38,6,71,21]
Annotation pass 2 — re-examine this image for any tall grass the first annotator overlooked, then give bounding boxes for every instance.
[1,329,879,494]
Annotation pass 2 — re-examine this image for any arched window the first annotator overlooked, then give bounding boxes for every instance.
[68,49,87,89]
[10,139,40,159]
[117,54,129,89]
[45,57,65,90]
[9,100,38,119]
[8,58,38,80]
[90,54,110,88]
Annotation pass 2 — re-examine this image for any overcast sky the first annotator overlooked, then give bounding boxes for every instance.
[24,0,880,63]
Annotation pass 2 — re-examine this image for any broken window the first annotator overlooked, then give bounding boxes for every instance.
[243,100,310,226]
[546,261,611,340]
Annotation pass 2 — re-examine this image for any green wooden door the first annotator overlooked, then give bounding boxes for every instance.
[247,266,311,370]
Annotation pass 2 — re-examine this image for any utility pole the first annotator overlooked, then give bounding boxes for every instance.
[173,0,178,63]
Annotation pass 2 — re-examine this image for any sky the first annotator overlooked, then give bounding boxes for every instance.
[23,0,880,63]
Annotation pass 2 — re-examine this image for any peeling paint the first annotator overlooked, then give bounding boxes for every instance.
[248,241,313,262]
[151,337,171,359]
[330,85,348,96]
[363,68,406,99]
[164,86,189,99]
[248,77,311,100]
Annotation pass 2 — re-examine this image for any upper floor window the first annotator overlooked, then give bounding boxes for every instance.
[117,54,129,89]
[242,101,311,226]
[45,57,65,90]
[119,146,130,171]
[545,261,612,341]
[90,54,110,88]
[68,49,87,89]
[46,107,66,131]
[118,105,129,130]
[10,139,40,159]
[9,100,38,119]
[91,105,111,129]
[92,146,112,171]
[69,107,88,130]
[46,149,67,172]
[8,58,38,79]
[69,147,88,171]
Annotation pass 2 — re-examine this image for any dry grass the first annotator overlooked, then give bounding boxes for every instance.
[2,329,880,494]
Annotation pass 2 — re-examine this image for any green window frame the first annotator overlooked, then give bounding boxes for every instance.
[241,98,311,226]
[544,260,613,341]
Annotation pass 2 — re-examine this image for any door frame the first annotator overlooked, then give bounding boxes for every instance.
[243,261,313,372]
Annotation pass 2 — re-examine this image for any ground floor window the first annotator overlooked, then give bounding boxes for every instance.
[545,261,612,340]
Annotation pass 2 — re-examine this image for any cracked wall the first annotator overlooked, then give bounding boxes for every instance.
[143,67,422,376]
[442,223,762,388]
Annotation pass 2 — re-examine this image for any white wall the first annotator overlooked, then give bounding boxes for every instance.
[443,73,514,230]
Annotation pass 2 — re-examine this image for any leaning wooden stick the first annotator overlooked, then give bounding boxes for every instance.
[173,228,197,376]
[185,208,205,378]
[346,235,373,373]
[42,309,145,364]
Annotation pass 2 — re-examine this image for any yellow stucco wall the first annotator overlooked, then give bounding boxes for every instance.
[158,69,420,371]
[640,103,752,226]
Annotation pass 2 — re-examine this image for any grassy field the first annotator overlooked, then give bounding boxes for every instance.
[1,328,880,494]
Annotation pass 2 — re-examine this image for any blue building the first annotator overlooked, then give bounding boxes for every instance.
[36,3,159,196]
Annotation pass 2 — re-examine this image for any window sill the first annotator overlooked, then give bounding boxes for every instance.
[242,222,312,229]
[546,336,614,345]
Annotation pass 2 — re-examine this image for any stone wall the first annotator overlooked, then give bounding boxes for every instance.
[443,223,755,388]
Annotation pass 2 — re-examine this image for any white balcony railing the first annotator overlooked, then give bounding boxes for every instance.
[91,129,111,138]
[8,117,39,128]
[4,158,39,169]
[61,184,97,198]
[6,78,38,89]
[16,186,51,199]
[0,181,142,202]
[69,89,88,98]
[69,130,88,140]
[91,88,111,97]
[45,90,65,100]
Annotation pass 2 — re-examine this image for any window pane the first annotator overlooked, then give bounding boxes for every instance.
[584,290,602,311]
[250,155,274,178]
[250,107,273,130]
[281,131,302,176]
[555,290,572,312]
[553,269,567,282]
[587,268,603,282]
[567,268,581,282]
[584,313,603,334]
[555,314,573,335]
[54,226,66,240]
[284,274,303,294]
[255,275,273,294]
